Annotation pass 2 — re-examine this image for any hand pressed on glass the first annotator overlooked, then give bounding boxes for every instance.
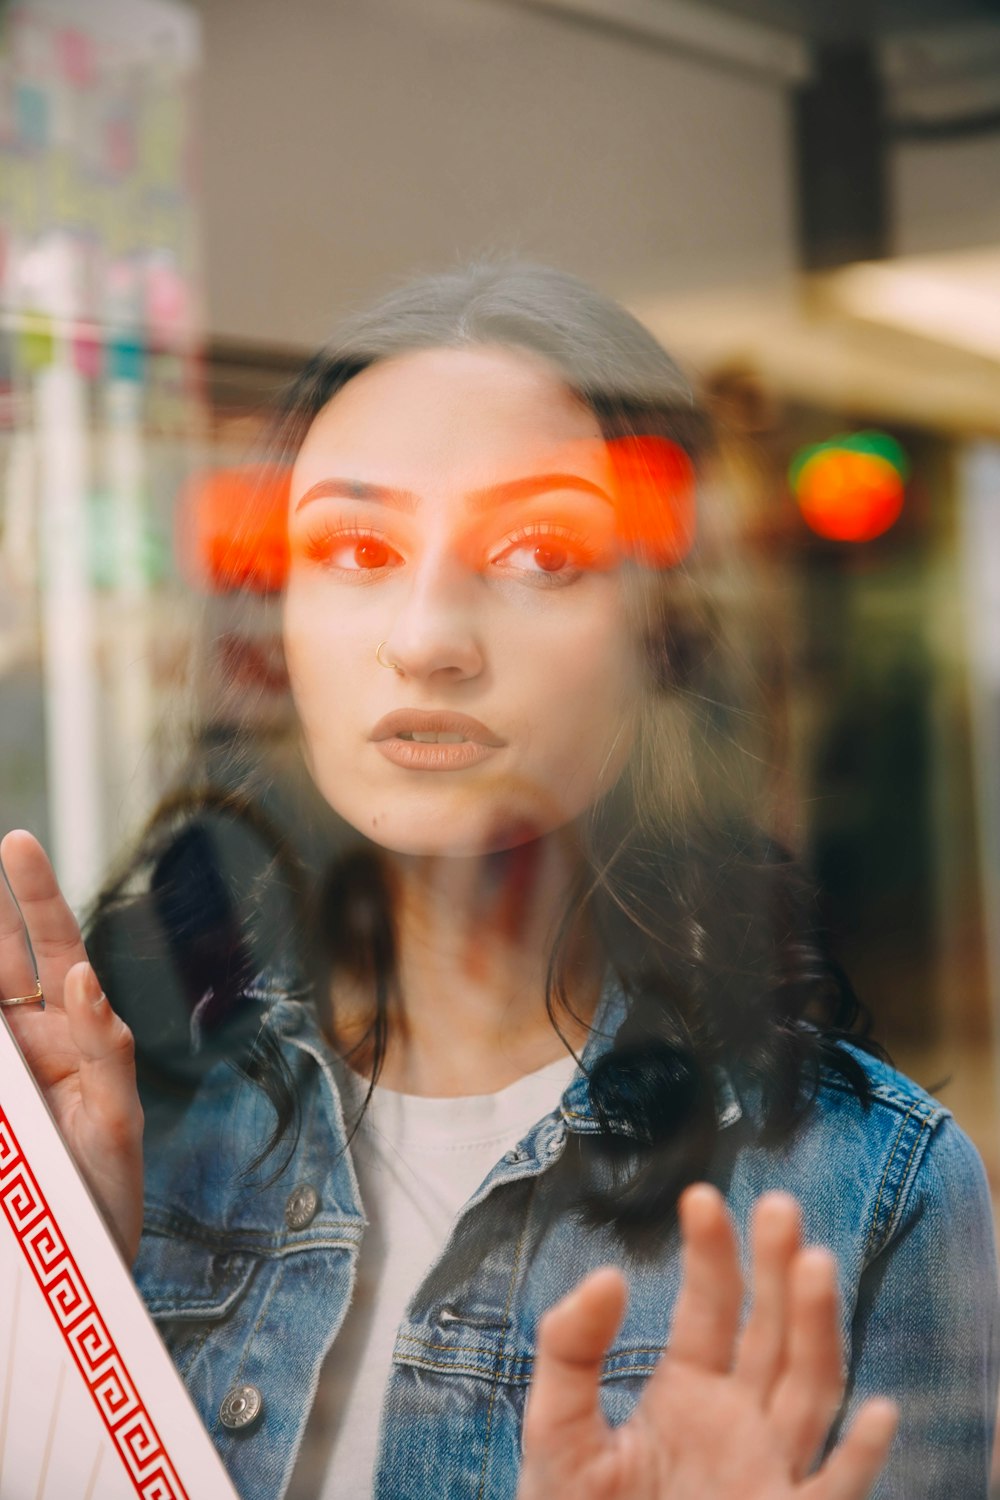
[0,829,144,1264]
[518,1186,898,1500]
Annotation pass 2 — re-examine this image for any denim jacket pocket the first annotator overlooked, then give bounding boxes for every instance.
[590,1341,665,1430]
[133,1205,264,1389]
[134,1224,259,1322]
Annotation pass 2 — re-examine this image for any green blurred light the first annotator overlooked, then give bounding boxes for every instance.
[789,430,908,494]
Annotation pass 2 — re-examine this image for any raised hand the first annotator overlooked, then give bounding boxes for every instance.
[0,829,144,1263]
[518,1185,898,1500]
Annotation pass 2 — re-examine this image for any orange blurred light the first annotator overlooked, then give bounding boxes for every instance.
[178,433,696,596]
[607,436,696,566]
[178,466,290,593]
[795,449,904,543]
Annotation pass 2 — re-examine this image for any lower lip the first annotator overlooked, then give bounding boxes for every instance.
[374,738,500,771]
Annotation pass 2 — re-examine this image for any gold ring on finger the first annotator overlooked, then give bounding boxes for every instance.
[0,980,45,1010]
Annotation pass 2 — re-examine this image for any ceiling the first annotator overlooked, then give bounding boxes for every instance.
[696,0,1000,44]
[633,247,1000,438]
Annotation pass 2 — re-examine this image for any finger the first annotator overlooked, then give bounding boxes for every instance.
[769,1248,846,1477]
[804,1400,899,1500]
[1,830,87,1008]
[0,837,42,999]
[660,1183,742,1374]
[65,962,142,1142]
[523,1267,627,1446]
[733,1191,801,1399]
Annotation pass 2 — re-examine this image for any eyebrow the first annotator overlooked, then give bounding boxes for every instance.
[293,472,614,514]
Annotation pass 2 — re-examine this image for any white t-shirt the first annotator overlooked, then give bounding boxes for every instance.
[287,1053,578,1500]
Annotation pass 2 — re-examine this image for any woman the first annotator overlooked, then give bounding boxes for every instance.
[1,262,996,1499]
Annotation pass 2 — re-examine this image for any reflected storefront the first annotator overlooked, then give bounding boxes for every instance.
[0,0,202,905]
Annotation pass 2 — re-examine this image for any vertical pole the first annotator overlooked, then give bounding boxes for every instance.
[795,42,891,270]
[958,442,1000,1108]
[104,372,153,846]
[35,347,102,909]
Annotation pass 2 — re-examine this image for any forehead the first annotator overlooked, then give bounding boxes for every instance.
[291,345,609,497]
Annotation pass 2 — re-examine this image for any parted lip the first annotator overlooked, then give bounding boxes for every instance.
[370,709,505,746]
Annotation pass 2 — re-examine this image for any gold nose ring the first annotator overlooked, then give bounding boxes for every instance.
[376,641,403,675]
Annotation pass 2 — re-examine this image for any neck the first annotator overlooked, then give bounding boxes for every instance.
[328,829,602,1095]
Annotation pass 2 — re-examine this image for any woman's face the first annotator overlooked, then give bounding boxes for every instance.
[283,344,643,856]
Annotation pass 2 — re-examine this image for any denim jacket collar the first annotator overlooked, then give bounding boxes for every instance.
[242,963,743,1138]
[558,974,742,1134]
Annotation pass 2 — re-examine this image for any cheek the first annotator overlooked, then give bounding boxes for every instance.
[281,587,359,735]
[518,605,641,770]
[557,585,640,692]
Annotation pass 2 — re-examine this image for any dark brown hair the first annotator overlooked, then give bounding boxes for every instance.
[87,261,879,1243]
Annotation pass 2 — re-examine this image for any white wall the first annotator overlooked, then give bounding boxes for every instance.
[893,134,1000,257]
[195,0,799,348]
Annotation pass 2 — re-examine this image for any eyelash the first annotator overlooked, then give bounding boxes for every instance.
[302,519,384,563]
[493,523,602,584]
[300,516,603,585]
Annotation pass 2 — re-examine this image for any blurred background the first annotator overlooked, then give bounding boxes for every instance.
[0,0,998,1269]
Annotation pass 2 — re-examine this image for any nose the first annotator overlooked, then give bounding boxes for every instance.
[381,547,484,682]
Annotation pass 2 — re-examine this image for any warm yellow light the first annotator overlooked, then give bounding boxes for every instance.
[830,254,1000,362]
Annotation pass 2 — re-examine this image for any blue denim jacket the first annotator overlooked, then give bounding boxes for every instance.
[133,972,999,1500]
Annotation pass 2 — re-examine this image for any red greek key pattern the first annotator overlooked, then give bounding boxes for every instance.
[0,1104,190,1500]
[1,1163,45,1231]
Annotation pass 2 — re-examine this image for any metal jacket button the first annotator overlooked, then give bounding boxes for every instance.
[285,1183,320,1230]
[219,1384,263,1431]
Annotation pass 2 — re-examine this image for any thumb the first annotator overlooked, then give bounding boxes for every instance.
[523,1267,627,1446]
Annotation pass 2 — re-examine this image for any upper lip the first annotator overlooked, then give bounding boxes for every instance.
[371,709,505,745]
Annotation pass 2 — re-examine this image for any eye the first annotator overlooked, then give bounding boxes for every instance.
[300,521,403,574]
[348,537,395,570]
[490,523,604,584]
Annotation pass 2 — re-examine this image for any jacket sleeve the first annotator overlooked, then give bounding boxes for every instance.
[835,1115,1000,1499]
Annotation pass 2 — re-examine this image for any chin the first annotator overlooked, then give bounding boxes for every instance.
[336,793,570,859]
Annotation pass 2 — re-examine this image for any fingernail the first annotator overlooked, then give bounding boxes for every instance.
[80,963,106,1008]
